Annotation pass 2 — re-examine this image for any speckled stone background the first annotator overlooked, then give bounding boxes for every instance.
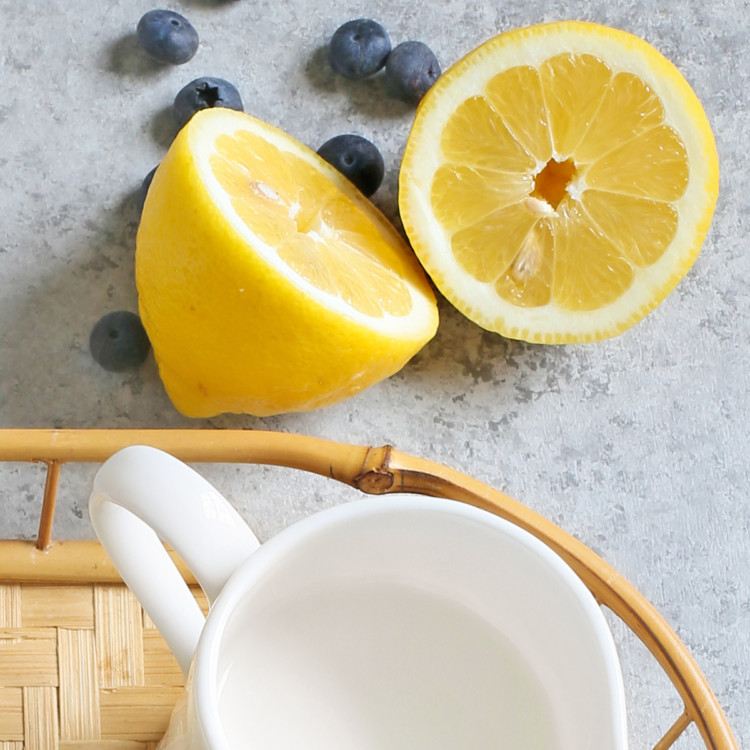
[1,0,748,747]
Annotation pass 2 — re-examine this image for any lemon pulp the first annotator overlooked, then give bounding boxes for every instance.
[209,130,413,319]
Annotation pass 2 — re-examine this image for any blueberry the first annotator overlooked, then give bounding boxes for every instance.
[136,10,199,65]
[328,19,391,79]
[385,41,441,104]
[138,165,158,213]
[173,77,244,129]
[317,135,385,197]
[90,312,151,372]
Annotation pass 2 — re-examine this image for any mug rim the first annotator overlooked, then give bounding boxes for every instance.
[193,495,627,749]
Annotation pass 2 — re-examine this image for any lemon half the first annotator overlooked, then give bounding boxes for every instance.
[137,108,438,417]
[399,21,719,343]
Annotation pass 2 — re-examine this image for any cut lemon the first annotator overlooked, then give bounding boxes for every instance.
[136,108,438,417]
[399,21,719,343]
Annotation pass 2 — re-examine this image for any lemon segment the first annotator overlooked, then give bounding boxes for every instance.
[399,21,719,343]
[137,108,438,417]
[540,53,613,157]
[484,66,553,162]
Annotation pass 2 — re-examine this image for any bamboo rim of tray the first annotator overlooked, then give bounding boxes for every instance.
[0,428,738,750]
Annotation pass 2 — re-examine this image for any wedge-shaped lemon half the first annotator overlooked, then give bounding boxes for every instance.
[137,109,438,417]
[399,21,719,343]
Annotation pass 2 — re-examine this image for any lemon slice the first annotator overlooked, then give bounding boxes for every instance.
[399,21,719,343]
[136,108,438,417]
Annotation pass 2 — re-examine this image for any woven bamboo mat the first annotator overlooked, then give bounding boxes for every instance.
[0,578,207,749]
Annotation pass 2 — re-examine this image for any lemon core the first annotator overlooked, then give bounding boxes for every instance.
[532,158,577,210]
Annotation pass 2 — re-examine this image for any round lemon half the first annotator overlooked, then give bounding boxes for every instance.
[399,21,719,343]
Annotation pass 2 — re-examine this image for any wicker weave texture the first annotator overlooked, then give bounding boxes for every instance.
[0,581,206,749]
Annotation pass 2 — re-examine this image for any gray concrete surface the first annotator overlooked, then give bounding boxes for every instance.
[1,0,748,747]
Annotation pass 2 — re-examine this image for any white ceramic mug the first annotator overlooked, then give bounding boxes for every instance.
[89,445,628,750]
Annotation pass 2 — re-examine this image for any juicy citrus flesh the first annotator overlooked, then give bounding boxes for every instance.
[399,21,719,343]
[136,108,438,417]
[210,130,414,319]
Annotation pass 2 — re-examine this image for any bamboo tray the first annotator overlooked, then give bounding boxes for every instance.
[0,428,739,750]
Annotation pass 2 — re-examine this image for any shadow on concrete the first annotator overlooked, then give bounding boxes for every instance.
[305,45,414,122]
[106,33,167,78]
[150,105,180,150]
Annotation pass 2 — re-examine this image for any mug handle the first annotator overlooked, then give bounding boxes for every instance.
[89,445,260,675]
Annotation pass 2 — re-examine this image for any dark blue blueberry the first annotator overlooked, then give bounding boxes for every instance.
[138,165,158,214]
[385,41,441,104]
[317,134,385,197]
[173,77,244,129]
[136,10,199,65]
[90,312,151,372]
[328,19,391,79]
